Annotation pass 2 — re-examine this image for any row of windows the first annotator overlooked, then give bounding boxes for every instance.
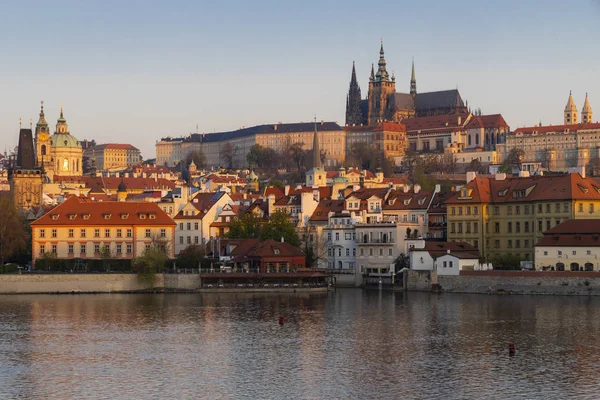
[451,206,479,216]
[450,222,479,234]
[179,222,200,231]
[40,228,165,239]
[180,236,200,245]
[494,239,531,249]
[39,243,133,255]
[328,248,356,257]
[545,250,592,256]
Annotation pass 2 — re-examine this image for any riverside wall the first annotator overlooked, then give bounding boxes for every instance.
[437,271,600,296]
[0,274,202,294]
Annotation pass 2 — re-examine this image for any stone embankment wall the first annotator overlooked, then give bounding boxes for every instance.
[405,270,436,291]
[438,271,600,296]
[0,274,202,294]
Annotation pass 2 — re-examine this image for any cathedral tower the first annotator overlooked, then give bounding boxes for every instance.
[367,41,396,125]
[35,101,50,168]
[564,91,578,125]
[582,93,593,124]
[345,62,363,126]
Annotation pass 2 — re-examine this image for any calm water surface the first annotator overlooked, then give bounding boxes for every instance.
[0,290,599,399]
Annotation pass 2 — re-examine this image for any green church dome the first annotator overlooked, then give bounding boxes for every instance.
[50,133,81,148]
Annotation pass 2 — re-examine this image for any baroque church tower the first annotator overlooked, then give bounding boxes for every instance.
[564,91,578,125]
[367,41,396,125]
[345,62,363,126]
[582,93,593,124]
[35,101,51,169]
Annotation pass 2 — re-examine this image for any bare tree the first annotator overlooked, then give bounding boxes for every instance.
[219,143,236,169]
[299,227,329,269]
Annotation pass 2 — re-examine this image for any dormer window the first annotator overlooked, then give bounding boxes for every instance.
[103,214,111,220]
[404,199,410,206]
[193,199,199,203]
[418,198,425,205]
[120,213,129,220]
[82,214,90,220]
[140,214,146,219]
[68,214,76,220]
[149,214,156,219]
[274,248,280,255]
[51,214,59,220]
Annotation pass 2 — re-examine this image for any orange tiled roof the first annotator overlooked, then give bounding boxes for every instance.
[511,122,600,136]
[310,200,345,222]
[30,195,175,226]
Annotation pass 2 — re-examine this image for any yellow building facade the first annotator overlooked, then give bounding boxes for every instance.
[447,173,600,262]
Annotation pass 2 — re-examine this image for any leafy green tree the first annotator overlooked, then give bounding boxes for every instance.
[260,211,300,246]
[227,213,261,239]
[247,144,265,167]
[176,244,206,270]
[269,179,285,190]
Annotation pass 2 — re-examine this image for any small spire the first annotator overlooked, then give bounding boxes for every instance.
[370,63,375,82]
[19,117,22,128]
[60,104,64,118]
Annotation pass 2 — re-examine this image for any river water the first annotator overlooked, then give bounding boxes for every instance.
[0,290,598,399]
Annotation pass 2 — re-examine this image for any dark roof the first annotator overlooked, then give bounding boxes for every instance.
[230,239,304,258]
[16,129,36,169]
[414,90,465,112]
[167,122,344,144]
[512,122,600,136]
[413,241,480,259]
[538,220,600,247]
[392,93,415,110]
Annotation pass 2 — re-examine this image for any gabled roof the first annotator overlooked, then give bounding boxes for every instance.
[383,188,435,211]
[30,195,174,226]
[465,114,509,129]
[413,241,480,259]
[264,187,284,198]
[404,113,471,134]
[414,89,465,111]
[345,187,388,201]
[230,239,304,258]
[53,176,175,191]
[310,200,345,222]
[537,219,600,247]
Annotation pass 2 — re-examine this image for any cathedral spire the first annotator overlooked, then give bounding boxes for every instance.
[369,63,375,82]
[375,40,389,82]
[56,104,69,134]
[345,62,363,126]
[410,59,417,97]
[312,117,322,170]
[37,101,48,127]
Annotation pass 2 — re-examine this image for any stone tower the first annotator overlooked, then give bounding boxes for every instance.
[345,62,363,126]
[410,59,417,98]
[582,93,593,124]
[564,91,578,125]
[35,101,51,169]
[367,41,396,125]
[9,128,44,210]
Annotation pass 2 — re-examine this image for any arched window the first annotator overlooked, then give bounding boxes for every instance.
[570,262,580,272]
[468,135,472,146]
[475,134,479,145]
[337,261,343,269]
[585,262,594,271]
[556,263,565,271]
[41,145,46,156]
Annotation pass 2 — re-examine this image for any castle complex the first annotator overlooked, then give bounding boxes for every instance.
[345,42,468,126]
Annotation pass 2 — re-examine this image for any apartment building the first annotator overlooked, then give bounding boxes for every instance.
[84,144,141,170]
[30,195,175,264]
[446,172,600,262]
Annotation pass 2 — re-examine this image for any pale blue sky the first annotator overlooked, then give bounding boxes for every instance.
[1,0,599,159]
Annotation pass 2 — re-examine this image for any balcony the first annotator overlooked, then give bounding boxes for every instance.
[356,238,394,245]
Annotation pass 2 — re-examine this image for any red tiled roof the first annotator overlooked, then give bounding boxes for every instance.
[404,113,470,133]
[383,189,435,211]
[414,241,480,259]
[310,200,345,221]
[511,122,600,136]
[230,239,304,258]
[465,114,509,130]
[53,176,175,191]
[538,219,600,247]
[30,195,175,226]
[264,187,284,198]
[372,122,406,132]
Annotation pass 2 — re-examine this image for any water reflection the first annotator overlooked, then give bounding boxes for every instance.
[0,291,599,399]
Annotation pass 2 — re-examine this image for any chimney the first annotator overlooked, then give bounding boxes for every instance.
[447,249,451,254]
[466,171,476,183]
[414,184,421,194]
[281,236,284,243]
[403,185,410,193]
[284,185,290,196]
[458,116,462,125]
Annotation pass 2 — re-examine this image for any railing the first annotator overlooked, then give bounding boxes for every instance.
[356,238,394,244]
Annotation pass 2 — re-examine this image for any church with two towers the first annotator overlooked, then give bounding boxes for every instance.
[345,42,468,126]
